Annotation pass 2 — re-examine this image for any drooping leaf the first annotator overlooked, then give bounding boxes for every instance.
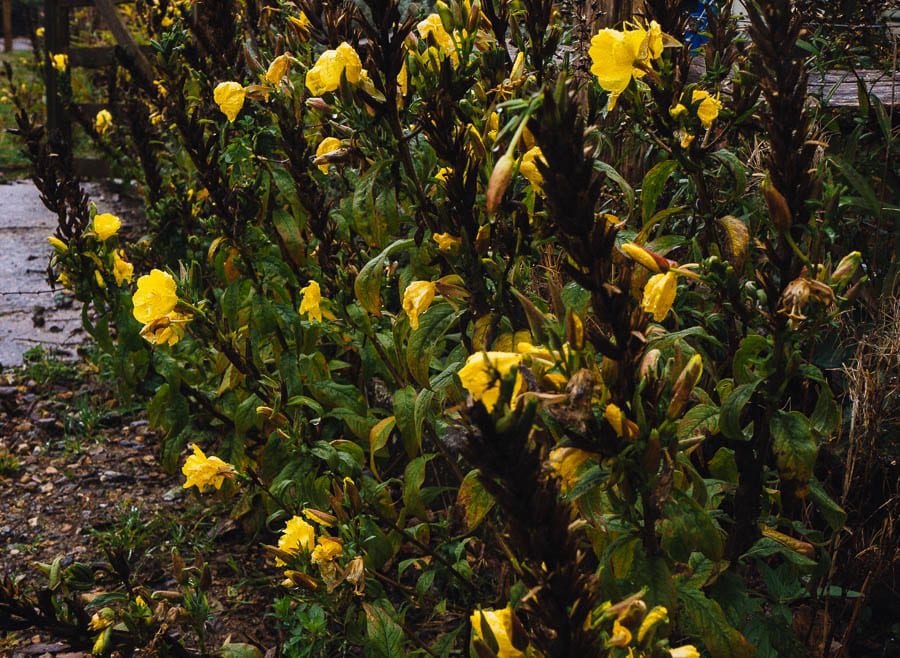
[719,381,760,441]
[641,159,678,223]
[354,238,415,316]
[770,410,818,486]
[362,600,405,658]
[457,470,495,531]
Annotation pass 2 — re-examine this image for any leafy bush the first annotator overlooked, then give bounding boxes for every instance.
[6,0,897,656]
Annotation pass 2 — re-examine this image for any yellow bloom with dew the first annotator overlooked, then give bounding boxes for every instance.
[605,403,639,440]
[276,516,316,565]
[519,146,546,189]
[417,14,458,65]
[181,444,237,492]
[139,310,190,346]
[432,232,461,252]
[93,212,121,241]
[311,536,343,565]
[402,280,436,330]
[548,447,593,493]
[589,21,664,110]
[470,607,524,658]
[265,53,292,85]
[299,280,323,322]
[132,269,178,324]
[669,103,687,118]
[113,250,134,285]
[642,270,678,321]
[305,42,363,95]
[47,236,68,252]
[94,109,113,135]
[458,351,524,413]
[315,137,342,174]
[51,53,68,72]
[214,81,246,122]
[692,89,722,128]
[670,646,700,658]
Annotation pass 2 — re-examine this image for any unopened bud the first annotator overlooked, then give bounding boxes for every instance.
[305,97,331,112]
[344,477,362,512]
[303,508,337,526]
[283,570,319,589]
[831,251,861,287]
[510,51,525,82]
[761,174,791,231]
[465,1,481,33]
[435,1,454,33]
[639,349,661,380]
[620,242,667,273]
[92,628,112,655]
[566,311,584,350]
[667,353,703,419]
[486,153,515,214]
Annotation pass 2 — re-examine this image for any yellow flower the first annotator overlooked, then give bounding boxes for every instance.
[88,610,114,631]
[265,53,292,85]
[692,89,722,128]
[311,536,343,565]
[305,42,363,96]
[432,232,461,252]
[519,146,546,189]
[605,403,639,439]
[458,351,524,413]
[51,53,68,72]
[47,236,68,252]
[548,447,593,492]
[588,21,663,109]
[608,618,632,647]
[402,280,436,330]
[288,12,311,37]
[417,14,458,65]
[397,58,409,96]
[299,280,323,322]
[181,444,237,492]
[470,607,524,658]
[113,250,134,285]
[35,27,45,38]
[642,270,678,321]
[276,516,316,565]
[93,212,121,240]
[670,647,700,658]
[677,130,695,149]
[434,166,452,182]
[94,270,106,289]
[637,606,669,642]
[214,81,246,122]
[94,109,113,135]
[669,103,687,118]
[132,269,178,324]
[57,272,72,289]
[315,137,342,173]
[139,311,191,346]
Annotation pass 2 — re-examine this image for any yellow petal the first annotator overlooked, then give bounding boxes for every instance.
[213,81,246,122]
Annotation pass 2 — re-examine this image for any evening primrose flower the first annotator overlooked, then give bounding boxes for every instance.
[51,53,68,72]
[88,609,114,631]
[132,269,178,324]
[214,82,246,122]
[265,53,292,85]
[677,130,695,149]
[402,280,436,330]
[589,21,664,110]
[305,42,363,95]
[642,270,678,321]
[692,89,722,128]
[299,280,323,322]
[432,232,461,252]
[113,250,134,285]
[182,444,237,492]
[669,103,687,118]
[93,212,121,240]
[276,516,316,565]
[519,146,546,189]
[94,109,113,135]
[315,137,342,174]
[311,536,343,565]
[605,403,639,439]
[417,14,458,65]
[470,607,524,658]
[548,447,593,493]
[458,351,524,412]
[139,310,191,346]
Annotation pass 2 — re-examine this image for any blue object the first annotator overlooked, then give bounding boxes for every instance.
[684,0,717,52]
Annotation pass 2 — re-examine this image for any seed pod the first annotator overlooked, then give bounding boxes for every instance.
[486,153,515,214]
[761,174,792,231]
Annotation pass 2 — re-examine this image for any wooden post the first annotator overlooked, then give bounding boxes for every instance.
[44,0,72,148]
[92,0,153,82]
[3,0,12,52]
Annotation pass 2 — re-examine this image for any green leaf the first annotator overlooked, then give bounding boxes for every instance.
[677,404,719,441]
[271,207,305,268]
[368,416,395,479]
[808,477,846,531]
[660,491,724,562]
[220,642,264,658]
[594,160,635,211]
[641,160,678,223]
[678,585,756,658]
[742,537,817,570]
[308,380,367,415]
[733,335,771,385]
[406,303,462,387]
[402,455,432,518]
[770,410,818,486]
[831,156,882,218]
[719,381,760,441]
[354,238,415,316]
[362,600,405,658]
[457,470,495,531]
[810,384,839,436]
[708,447,738,483]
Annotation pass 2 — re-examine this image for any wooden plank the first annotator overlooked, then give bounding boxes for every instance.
[93,0,153,81]
[44,0,71,146]
[3,0,11,53]
[809,69,899,107]
[68,44,153,68]
[59,0,133,8]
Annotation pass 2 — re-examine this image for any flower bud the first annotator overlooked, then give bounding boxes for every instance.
[761,174,791,231]
[667,353,703,419]
[435,1,453,33]
[283,569,319,589]
[831,251,861,287]
[305,97,331,112]
[486,153,515,215]
[566,311,584,350]
[639,349,661,380]
[510,51,525,82]
[621,242,667,273]
[47,236,68,252]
